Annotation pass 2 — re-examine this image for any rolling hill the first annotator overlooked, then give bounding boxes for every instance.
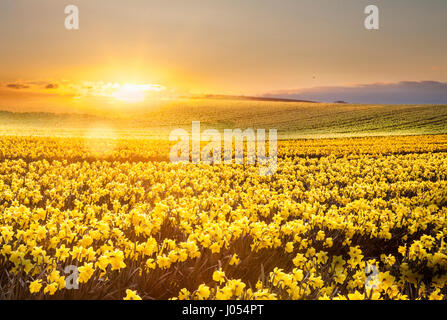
[0,99,446,139]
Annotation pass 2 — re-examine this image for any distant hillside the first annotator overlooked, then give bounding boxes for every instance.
[0,99,446,139]
[189,94,316,103]
[0,110,105,127]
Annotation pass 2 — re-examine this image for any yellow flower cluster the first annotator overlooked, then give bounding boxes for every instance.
[0,135,446,300]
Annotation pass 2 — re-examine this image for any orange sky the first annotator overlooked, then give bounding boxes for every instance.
[0,0,446,112]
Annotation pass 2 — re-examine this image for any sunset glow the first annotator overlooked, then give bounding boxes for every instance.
[111,84,166,103]
[0,0,446,111]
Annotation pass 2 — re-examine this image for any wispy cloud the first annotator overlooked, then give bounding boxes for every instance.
[263,81,447,104]
[45,83,59,89]
[1,80,174,103]
[6,83,30,90]
[4,81,61,91]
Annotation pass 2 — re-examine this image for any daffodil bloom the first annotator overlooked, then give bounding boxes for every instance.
[109,250,126,271]
[145,258,156,270]
[229,254,239,266]
[285,242,294,253]
[196,284,211,300]
[123,289,142,300]
[43,282,58,295]
[212,269,226,284]
[347,291,364,300]
[29,279,42,293]
[78,262,95,284]
[178,288,190,300]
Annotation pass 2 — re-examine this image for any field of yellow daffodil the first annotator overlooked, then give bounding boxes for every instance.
[1,134,447,300]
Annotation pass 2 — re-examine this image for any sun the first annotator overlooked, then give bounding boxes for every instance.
[110,83,166,103]
[112,84,148,103]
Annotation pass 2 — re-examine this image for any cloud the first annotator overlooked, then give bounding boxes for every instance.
[263,81,447,104]
[6,83,30,90]
[5,81,60,90]
[45,83,59,89]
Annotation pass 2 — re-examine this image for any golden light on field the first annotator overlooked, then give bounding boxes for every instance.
[84,126,118,156]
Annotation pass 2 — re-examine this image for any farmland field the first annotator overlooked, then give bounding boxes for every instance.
[1,101,447,300]
[1,100,446,139]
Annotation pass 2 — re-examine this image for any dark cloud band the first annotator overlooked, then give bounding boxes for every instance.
[263,81,447,104]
